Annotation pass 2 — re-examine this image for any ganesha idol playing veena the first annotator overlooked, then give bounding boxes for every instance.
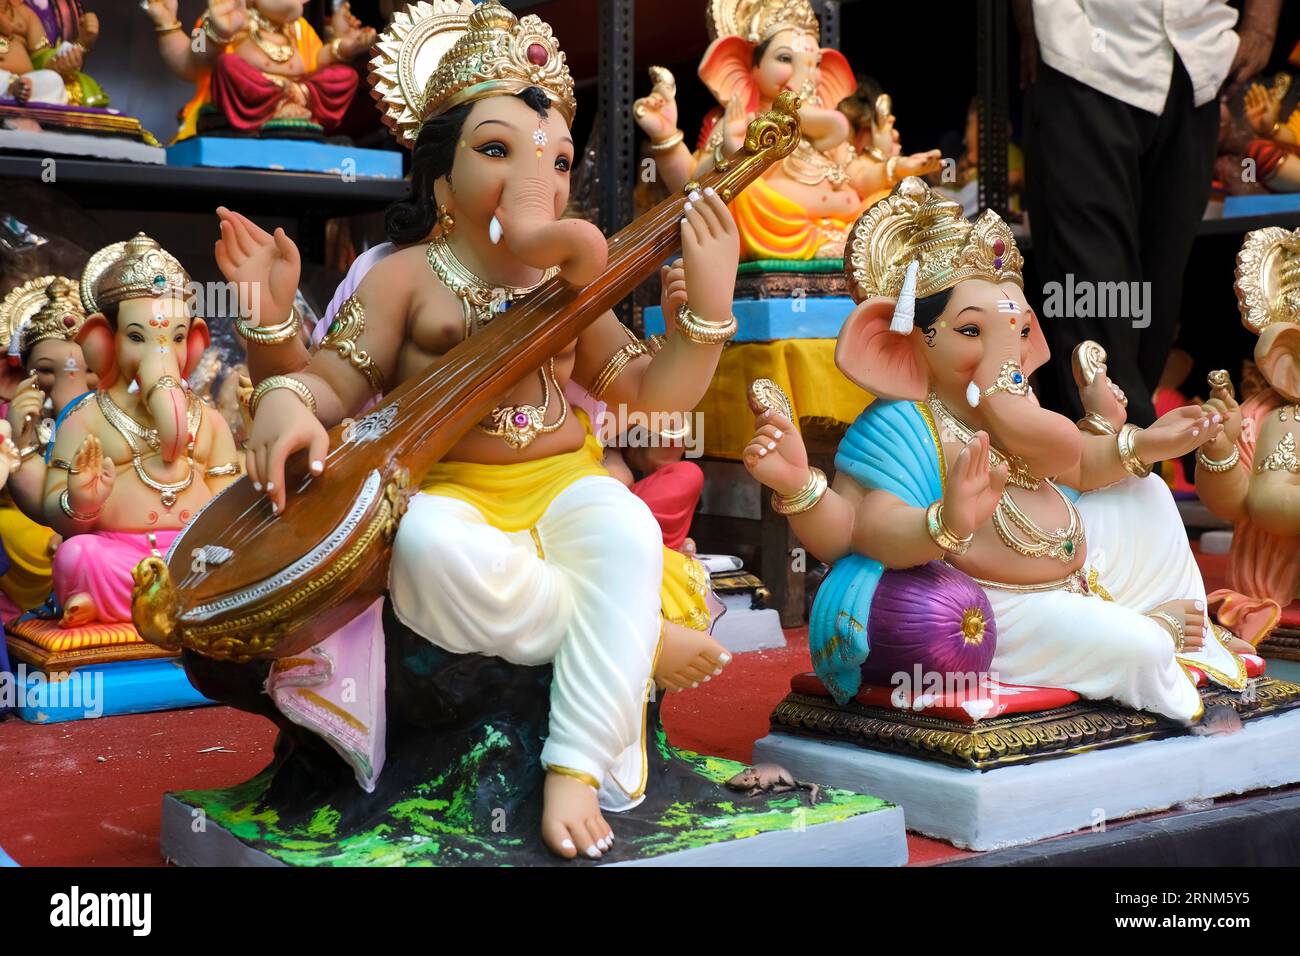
[632,0,941,261]
[745,178,1258,740]
[123,0,906,866]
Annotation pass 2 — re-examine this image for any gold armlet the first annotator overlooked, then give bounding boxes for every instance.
[589,340,649,401]
[250,375,318,419]
[201,11,234,45]
[926,499,973,555]
[772,467,828,516]
[545,764,601,791]
[1077,411,1118,437]
[1116,424,1152,478]
[206,461,243,478]
[59,488,100,522]
[237,306,301,346]
[320,295,386,396]
[885,155,899,186]
[17,442,43,461]
[31,37,50,52]
[646,333,667,355]
[327,37,344,59]
[649,130,685,152]
[674,304,737,346]
[1149,610,1186,652]
[1197,446,1240,473]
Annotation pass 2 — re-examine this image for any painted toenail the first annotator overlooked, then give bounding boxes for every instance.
[562,839,574,850]
[587,846,600,858]
[703,675,711,681]
[1195,600,1204,610]
[713,668,722,676]
[692,681,699,688]
[720,653,732,663]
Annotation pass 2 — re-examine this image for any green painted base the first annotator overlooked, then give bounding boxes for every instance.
[166,722,895,866]
[737,258,845,274]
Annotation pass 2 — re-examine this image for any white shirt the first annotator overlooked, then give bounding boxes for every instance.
[1033,0,1240,114]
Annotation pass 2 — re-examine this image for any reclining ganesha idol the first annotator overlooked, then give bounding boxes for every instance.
[37,234,241,627]
[743,178,1251,729]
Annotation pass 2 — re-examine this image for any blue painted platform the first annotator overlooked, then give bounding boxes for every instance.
[644,295,854,342]
[0,846,16,866]
[9,657,210,724]
[1222,192,1300,217]
[167,137,403,180]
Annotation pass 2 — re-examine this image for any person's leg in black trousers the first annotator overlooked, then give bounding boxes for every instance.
[1024,64,1159,424]
[1135,60,1221,395]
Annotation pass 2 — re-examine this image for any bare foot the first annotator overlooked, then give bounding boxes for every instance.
[59,593,97,628]
[655,622,730,692]
[541,771,613,860]
[1149,599,1206,652]
[1190,703,1244,736]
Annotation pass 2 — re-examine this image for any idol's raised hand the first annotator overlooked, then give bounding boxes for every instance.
[679,187,739,325]
[632,67,679,143]
[742,391,807,498]
[214,206,301,329]
[942,432,1008,540]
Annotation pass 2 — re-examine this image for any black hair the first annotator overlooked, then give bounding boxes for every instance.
[838,74,885,136]
[384,86,555,246]
[752,37,771,67]
[914,288,953,348]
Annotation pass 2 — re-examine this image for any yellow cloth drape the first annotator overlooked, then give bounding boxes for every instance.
[730,174,866,261]
[418,411,710,629]
[695,339,873,459]
[0,500,55,611]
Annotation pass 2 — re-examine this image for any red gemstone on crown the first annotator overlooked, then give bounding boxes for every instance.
[527,43,548,66]
[993,238,1005,256]
[62,315,76,327]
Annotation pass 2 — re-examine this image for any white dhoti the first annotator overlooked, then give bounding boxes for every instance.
[985,475,1244,724]
[389,473,663,812]
[0,69,68,105]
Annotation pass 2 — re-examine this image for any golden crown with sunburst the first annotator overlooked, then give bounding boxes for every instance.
[81,233,190,315]
[845,177,1023,306]
[1235,226,1300,334]
[20,277,86,356]
[370,0,576,149]
[708,0,819,43]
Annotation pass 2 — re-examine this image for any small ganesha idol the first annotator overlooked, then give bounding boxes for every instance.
[39,234,240,627]
[151,0,375,140]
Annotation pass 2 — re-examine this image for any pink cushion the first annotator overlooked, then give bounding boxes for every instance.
[789,672,1080,725]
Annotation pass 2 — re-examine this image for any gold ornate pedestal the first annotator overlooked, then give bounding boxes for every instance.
[769,678,1300,772]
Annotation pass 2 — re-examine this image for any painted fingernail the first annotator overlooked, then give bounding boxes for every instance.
[587,846,600,858]
[266,482,275,492]
[758,447,767,456]
[692,682,700,688]
[562,839,574,851]
[680,218,688,226]
[311,460,323,474]
[253,482,262,491]
[689,190,701,202]
[1195,600,1205,610]
[766,441,776,450]
[684,201,693,212]
[1191,429,1199,437]
[704,186,716,197]
[713,668,723,676]
[1212,414,1222,423]
[720,653,731,663]
[703,675,711,682]
[774,429,783,438]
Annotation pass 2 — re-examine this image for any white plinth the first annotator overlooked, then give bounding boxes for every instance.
[0,127,164,163]
[754,707,1300,851]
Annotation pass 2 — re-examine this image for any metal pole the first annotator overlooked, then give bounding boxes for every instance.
[815,0,841,49]
[976,0,1010,218]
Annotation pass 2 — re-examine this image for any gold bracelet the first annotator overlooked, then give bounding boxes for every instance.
[1149,610,1186,652]
[206,461,242,478]
[771,467,828,516]
[49,457,75,473]
[1197,445,1240,473]
[674,304,737,346]
[646,333,667,354]
[926,499,973,555]
[545,764,601,791]
[1077,411,1118,437]
[885,155,899,186]
[17,442,42,461]
[59,488,100,522]
[145,376,183,404]
[328,37,344,59]
[250,375,318,419]
[321,295,386,396]
[237,306,301,346]
[1116,423,1152,478]
[649,130,685,152]
[156,20,183,34]
[590,340,649,401]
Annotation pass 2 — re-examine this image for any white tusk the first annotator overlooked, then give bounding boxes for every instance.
[489,215,503,245]
[965,381,981,408]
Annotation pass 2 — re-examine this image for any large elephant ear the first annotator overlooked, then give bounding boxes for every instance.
[184,317,212,379]
[1024,307,1051,376]
[835,297,928,400]
[76,312,117,387]
[698,36,760,113]
[816,49,856,110]
[1256,323,1300,402]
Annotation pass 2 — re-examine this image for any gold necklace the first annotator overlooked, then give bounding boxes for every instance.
[927,394,1040,490]
[0,1,13,54]
[780,137,851,188]
[96,391,201,508]
[992,482,1084,563]
[425,236,559,340]
[247,9,294,64]
[476,358,568,450]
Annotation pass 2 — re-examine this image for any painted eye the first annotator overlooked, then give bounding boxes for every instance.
[555,155,571,172]
[1020,325,1031,339]
[475,141,508,159]
[129,333,145,343]
[956,324,980,337]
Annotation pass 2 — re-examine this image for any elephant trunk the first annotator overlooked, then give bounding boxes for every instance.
[495,175,608,286]
[138,350,189,463]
